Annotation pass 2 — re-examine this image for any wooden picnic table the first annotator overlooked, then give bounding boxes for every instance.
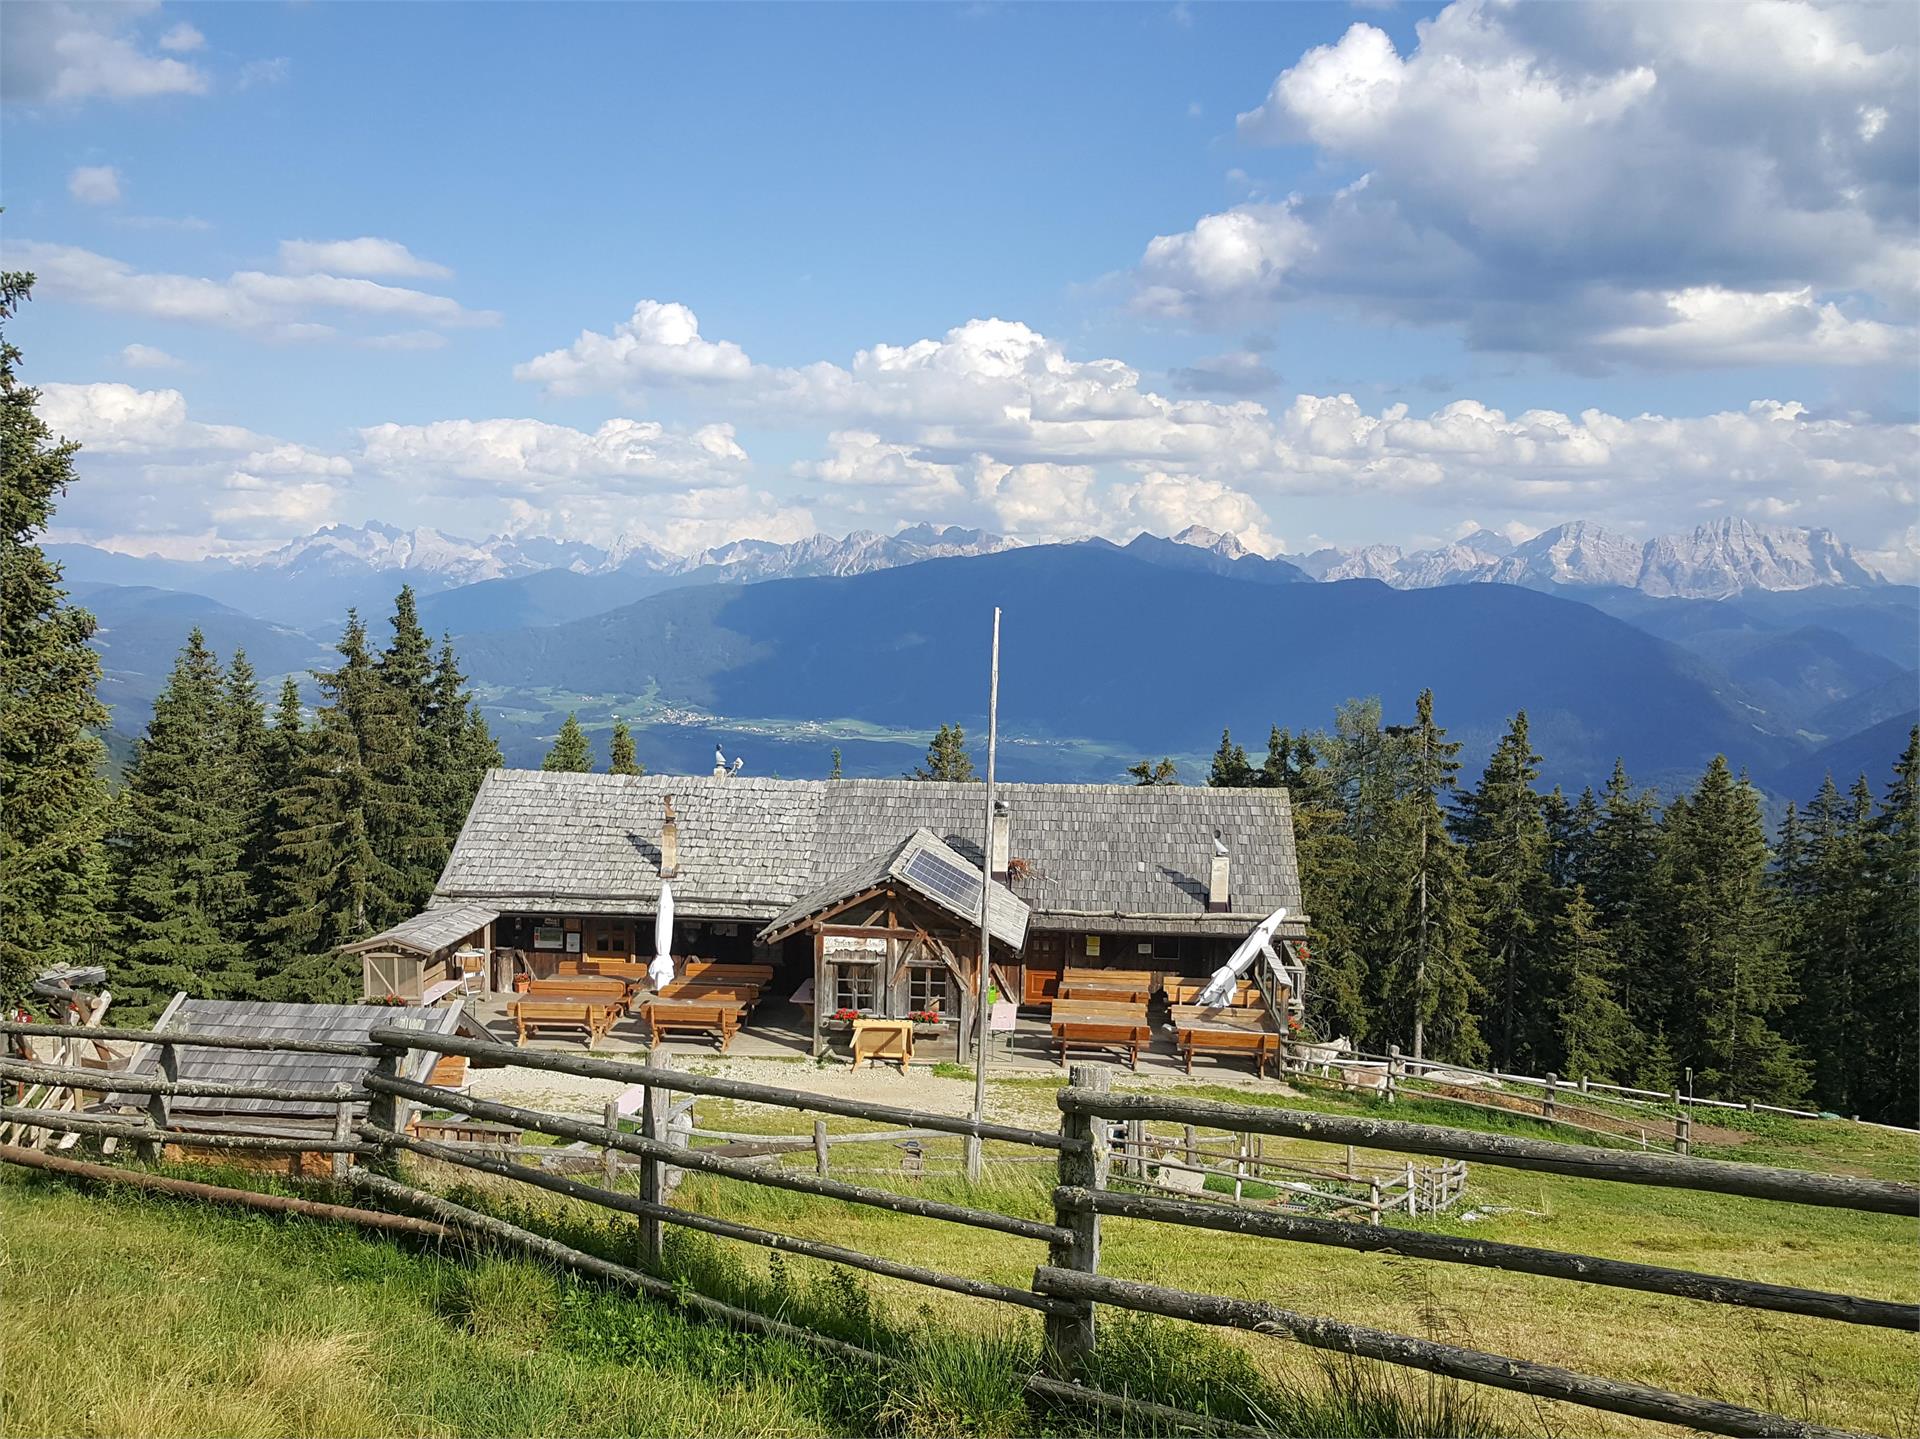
[1048,999,1153,1070]
[638,996,746,1053]
[654,979,760,1009]
[679,961,775,988]
[1169,1004,1281,1076]
[510,996,623,1049]
[1058,967,1157,1005]
[1163,977,1269,1008]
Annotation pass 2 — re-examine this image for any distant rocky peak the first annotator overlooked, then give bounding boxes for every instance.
[1171,524,1249,560]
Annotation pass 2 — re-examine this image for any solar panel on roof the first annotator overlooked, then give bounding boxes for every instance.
[901,847,982,914]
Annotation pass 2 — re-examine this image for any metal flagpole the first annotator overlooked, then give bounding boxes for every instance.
[967,606,1001,1183]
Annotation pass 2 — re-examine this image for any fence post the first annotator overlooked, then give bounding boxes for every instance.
[1386,1045,1400,1105]
[813,1118,829,1177]
[139,1041,175,1164]
[366,1043,403,1176]
[331,1101,352,1180]
[602,1099,620,1188]
[1544,1072,1557,1121]
[1369,1177,1381,1226]
[1579,1073,1590,1095]
[1182,1124,1196,1167]
[1046,1063,1108,1377]
[1674,1095,1691,1157]
[641,1056,671,1267]
[1405,1160,1417,1217]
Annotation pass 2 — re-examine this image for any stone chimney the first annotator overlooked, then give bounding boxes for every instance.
[1208,827,1230,912]
[990,800,1012,882]
[661,795,680,879]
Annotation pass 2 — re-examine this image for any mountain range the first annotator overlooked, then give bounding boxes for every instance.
[49,515,1894,632]
[50,516,1915,801]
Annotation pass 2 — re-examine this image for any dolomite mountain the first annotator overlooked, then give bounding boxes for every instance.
[1290,518,1888,599]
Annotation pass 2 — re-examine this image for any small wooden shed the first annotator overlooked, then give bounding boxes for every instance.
[342,902,501,1002]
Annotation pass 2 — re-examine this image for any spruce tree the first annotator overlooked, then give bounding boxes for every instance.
[223,650,271,961]
[376,589,453,911]
[543,712,593,772]
[265,614,414,999]
[1654,757,1807,1104]
[1782,776,1876,1114]
[1454,711,1553,1070]
[1588,759,1664,1071]
[110,630,253,1014]
[609,719,643,775]
[1545,884,1636,1081]
[828,747,843,780]
[250,677,309,978]
[1858,728,1919,1124]
[0,272,111,1005]
[432,636,500,825]
[1380,691,1482,1063]
[1302,699,1396,1045]
[909,723,976,781]
[1127,757,1177,785]
[1206,728,1254,788]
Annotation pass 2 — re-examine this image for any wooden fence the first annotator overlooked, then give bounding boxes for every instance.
[1,1018,1914,1439]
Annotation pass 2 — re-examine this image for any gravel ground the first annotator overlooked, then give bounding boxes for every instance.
[466,1049,1298,1129]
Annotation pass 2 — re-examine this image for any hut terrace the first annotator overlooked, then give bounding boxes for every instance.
[351,770,1307,1057]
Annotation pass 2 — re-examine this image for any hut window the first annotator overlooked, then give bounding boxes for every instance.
[833,964,878,1012]
[587,919,631,957]
[907,965,951,1015]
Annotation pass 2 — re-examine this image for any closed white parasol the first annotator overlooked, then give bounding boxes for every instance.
[649,881,676,989]
[1196,906,1288,1008]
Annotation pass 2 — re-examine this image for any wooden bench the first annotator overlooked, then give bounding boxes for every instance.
[679,961,775,988]
[639,997,746,1052]
[511,997,622,1049]
[1049,999,1153,1070]
[656,979,760,1008]
[1170,1005,1281,1076]
[581,958,651,983]
[1058,967,1157,1005]
[527,975,630,1003]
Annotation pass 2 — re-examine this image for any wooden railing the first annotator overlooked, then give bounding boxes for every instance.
[1,1018,1913,1439]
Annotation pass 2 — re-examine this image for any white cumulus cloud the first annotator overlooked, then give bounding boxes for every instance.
[278,237,452,280]
[515,300,753,393]
[67,164,121,204]
[2,1,208,103]
[119,342,183,370]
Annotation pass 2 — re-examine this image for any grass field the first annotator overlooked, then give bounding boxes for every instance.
[2,1072,1913,1438]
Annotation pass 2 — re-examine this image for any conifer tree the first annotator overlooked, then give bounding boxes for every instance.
[250,678,309,975]
[0,272,111,1005]
[609,719,643,775]
[1588,759,1664,1067]
[910,723,976,781]
[110,630,253,1014]
[221,649,270,972]
[543,712,593,772]
[432,637,499,824]
[375,589,454,911]
[1127,756,1177,785]
[1654,756,1807,1104]
[1206,728,1254,788]
[1380,691,1482,1063]
[1848,728,1918,1124]
[1301,700,1397,1045]
[1544,884,1636,1080]
[265,614,414,999]
[1454,711,1554,1070]
[828,747,843,780]
[1779,776,1876,1114]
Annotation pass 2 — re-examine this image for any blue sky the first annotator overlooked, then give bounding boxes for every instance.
[4,1,1916,569]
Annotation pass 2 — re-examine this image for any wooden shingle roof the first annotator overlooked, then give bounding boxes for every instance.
[113,998,462,1128]
[759,827,1030,950]
[340,902,500,958]
[435,770,1305,938]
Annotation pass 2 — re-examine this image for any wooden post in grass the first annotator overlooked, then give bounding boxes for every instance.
[1406,1160,1417,1216]
[1544,1073,1558,1121]
[1183,1124,1196,1167]
[331,1101,352,1180]
[1369,1177,1381,1226]
[814,1119,829,1177]
[1045,1063,1108,1377]
[1674,1098,1691,1157]
[640,1055,670,1265]
[1386,1045,1400,1105]
[601,1099,620,1188]
[140,1041,175,1163]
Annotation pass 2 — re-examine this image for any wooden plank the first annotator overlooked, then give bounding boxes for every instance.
[0,1106,375,1155]
[0,1058,353,1104]
[1057,1090,1920,1215]
[1045,1064,1107,1375]
[362,1072,1072,1245]
[1032,1268,1868,1439]
[367,1024,1077,1152]
[1062,1187,1916,1330]
[0,1020,383,1057]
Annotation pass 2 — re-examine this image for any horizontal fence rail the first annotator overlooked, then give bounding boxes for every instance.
[1031,1268,1869,1439]
[0,1105,374,1158]
[363,1071,1071,1246]
[0,1057,354,1106]
[1058,1089,1920,1215]
[368,1124,1074,1316]
[369,1025,1081,1153]
[1060,1187,1917,1330]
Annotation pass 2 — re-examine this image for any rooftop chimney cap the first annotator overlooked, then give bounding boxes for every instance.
[1213,827,1228,856]
[994,798,1010,815]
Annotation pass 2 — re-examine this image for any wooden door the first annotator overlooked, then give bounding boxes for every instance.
[1023,934,1065,1005]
